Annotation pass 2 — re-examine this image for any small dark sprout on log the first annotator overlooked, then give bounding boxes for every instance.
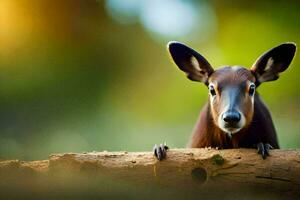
[212,154,225,165]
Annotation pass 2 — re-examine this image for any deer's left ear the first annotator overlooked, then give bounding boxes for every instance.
[251,43,296,86]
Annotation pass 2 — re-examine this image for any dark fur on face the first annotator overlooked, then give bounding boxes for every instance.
[209,66,256,133]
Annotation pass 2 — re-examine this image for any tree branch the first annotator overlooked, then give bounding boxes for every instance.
[1,148,300,198]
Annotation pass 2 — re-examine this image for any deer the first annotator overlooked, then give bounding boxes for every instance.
[153,42,296,160]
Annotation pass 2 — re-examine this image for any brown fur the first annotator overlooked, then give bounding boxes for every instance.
[187,66,279,149]
[167,42,296,151]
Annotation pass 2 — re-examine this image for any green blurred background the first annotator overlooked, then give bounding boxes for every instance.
[0,0,299,160]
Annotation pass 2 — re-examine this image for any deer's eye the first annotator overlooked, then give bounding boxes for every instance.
[209,85,216,96]
[249,83,255,96]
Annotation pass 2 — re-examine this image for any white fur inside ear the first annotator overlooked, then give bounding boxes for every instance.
[258,57,278,83]
[265,57,274,71]
[190,56,201,71]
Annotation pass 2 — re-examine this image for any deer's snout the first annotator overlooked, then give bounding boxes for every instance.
[222,110,241,124]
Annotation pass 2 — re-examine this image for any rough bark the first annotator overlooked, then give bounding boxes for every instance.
[1,148,300,199]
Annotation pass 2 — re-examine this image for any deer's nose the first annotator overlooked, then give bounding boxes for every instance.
[222,111,241,123]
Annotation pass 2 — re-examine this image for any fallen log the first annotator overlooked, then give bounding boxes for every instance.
[1,148,300,199]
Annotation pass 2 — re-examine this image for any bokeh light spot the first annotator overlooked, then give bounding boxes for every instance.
[105,0,217,41]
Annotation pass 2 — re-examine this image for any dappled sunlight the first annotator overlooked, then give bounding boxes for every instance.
[0,0,34,57]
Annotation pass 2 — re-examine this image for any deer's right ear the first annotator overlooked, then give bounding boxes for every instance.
[167,41,214,85]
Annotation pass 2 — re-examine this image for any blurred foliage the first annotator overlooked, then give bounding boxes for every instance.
[0,0,299,160]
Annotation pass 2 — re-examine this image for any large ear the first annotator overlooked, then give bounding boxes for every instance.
[167,41,214,85]
[251,42,296,86]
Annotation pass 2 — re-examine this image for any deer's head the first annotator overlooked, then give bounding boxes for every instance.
[168,42,296,135]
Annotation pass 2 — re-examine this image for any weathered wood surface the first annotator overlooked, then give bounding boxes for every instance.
[1,148,300,199]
